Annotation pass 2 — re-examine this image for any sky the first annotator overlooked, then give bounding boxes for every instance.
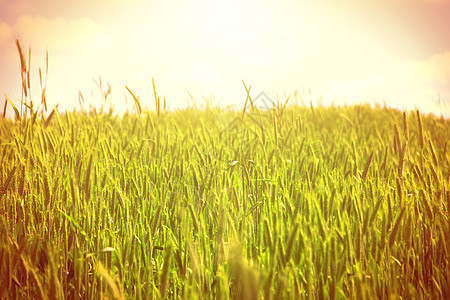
[1,0,450,117]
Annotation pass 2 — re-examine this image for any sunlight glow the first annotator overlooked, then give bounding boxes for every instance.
[0,0,449,117]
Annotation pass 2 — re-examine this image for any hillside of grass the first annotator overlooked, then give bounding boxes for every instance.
[0,103,449,299]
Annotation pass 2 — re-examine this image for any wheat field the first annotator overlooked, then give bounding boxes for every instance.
[0,42,449,299]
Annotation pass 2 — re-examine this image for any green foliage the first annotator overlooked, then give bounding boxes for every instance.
[0,104,449,299]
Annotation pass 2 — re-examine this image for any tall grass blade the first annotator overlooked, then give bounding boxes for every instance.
[44,105,59,128]
[0,166,16,198]
[125,86,142,116]
[389,206,406,249]
[4,94,20,120]
[362,151,374,181]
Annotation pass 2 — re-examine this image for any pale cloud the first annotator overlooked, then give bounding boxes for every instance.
[1,0,449,117]
[0,22,12,45]
[416,52,450,85]
[348,0,448,4]
[368,52,450,98]
[14,15,113,52]
[404,0,448,3]
[0,14,114,112]
[0,0,144,21]
[166,61,224,88]
[327,52,450,116]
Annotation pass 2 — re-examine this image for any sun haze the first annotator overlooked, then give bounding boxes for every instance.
[0,0,449,116]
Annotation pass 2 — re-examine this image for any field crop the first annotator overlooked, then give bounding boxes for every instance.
[1,41,450,299]
[1,99,449,299]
